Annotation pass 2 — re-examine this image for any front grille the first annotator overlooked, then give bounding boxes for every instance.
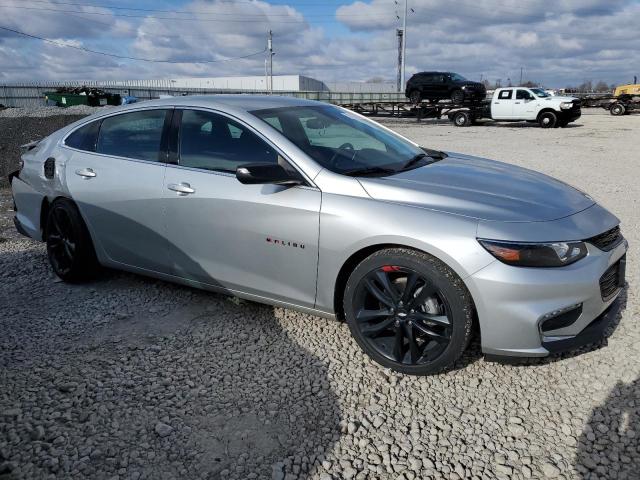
[599,257,624,301]
[587,226,622,251]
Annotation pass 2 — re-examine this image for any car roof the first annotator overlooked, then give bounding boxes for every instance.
[415,71,449,75]
[115,94,324,113]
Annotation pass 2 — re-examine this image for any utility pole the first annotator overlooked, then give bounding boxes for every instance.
[267,30,274,94]
[396,29,403,92]
[519,67,523,86]
[400,0,407,89]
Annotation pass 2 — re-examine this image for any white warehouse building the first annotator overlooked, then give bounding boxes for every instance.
[93,75,329,92]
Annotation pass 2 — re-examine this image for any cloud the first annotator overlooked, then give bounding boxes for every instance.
[0,0,638,87]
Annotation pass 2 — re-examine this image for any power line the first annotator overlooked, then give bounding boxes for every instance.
[0,25,267,63]
[0,4,394,23]
[16,0,373,18]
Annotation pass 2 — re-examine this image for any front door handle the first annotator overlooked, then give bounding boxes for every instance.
[75,168,96,178]
[168,182,195,195]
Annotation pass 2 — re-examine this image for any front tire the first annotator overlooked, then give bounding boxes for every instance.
[451,89,465,104]
[45,198,99,283]
[343,248,474,375]
[409,90,422,105]
[538,111,557,128]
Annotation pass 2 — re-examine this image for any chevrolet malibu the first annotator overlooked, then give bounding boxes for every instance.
[10,96,627,375]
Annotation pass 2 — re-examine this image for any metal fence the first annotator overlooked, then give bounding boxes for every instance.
[0,82,407,108]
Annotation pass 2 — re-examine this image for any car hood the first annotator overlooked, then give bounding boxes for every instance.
[460,81,485,89]
[357,153,595,222]
[541,95,577,102]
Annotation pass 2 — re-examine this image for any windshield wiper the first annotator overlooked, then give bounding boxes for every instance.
[342,166,397,177]
[401,148,448,171]
[401,153,428,170]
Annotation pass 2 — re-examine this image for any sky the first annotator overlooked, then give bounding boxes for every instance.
[0,0,639,87]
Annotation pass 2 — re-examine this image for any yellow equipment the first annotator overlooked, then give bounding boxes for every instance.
[613,84,640,97]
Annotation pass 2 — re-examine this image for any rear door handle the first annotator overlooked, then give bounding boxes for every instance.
[168,182,195,195]
[75,168,96,178]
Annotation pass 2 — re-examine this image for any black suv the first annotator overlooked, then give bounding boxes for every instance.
[405,72,486,104]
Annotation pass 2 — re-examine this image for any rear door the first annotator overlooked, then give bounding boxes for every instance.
[491,89,515,119]
[162,108,321,307]
[64,108,172,273]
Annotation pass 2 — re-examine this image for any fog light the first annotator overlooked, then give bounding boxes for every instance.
[540,303,583,333]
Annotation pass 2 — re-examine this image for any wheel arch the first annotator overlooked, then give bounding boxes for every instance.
[536,108,559,120]
[332,243,479,331]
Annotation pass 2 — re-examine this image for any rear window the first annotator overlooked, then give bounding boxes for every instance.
[96,110,168,162]
[65,121,100,152]
[498,90,513,99]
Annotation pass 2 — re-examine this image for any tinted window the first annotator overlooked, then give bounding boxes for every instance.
[179,110,277,172]
[498,90,513,99]
[65,121,100,152]
[516,89,533,100]
[96,110,168,162]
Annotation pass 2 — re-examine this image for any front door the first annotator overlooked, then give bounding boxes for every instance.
[65,108,172,273]
[513,89,538,120]
[162,109,321,307]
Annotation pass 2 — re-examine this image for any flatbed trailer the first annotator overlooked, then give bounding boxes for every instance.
[413,100,490,124]
[605,95,640,116]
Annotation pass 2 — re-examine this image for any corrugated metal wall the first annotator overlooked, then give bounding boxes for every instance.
[0,82,406,107]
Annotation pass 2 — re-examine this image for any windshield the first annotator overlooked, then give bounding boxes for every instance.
[450,73,467,82]
[250,105,426,176]
[530,88,551,98]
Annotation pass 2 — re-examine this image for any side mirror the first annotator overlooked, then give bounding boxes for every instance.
[236,163,302,186]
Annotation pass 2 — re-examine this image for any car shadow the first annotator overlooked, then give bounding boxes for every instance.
[0,206,342,479]
[484,285,628,367]
[575,375,640,478]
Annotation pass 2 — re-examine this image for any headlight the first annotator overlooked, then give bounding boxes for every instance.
[560,102,573,109]
[478,239,587,267]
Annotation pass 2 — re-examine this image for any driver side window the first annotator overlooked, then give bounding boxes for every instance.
[516,89,532,100]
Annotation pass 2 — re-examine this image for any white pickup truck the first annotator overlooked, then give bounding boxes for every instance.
[448,87,581,128]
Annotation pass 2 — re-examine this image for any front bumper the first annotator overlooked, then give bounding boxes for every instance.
[467,238,628,357]
[559,108,581,123]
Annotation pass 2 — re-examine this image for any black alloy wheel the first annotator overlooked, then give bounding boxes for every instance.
[344,248,474,375]
[47,205,76,277]
[354,265,453,365]
[46,198,99,282]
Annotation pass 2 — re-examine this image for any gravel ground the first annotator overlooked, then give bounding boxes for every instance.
[0,111,638,480]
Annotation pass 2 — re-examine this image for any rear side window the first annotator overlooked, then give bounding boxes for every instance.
[498,90,513,99]
[96,110,168,162]
[65,121,100,152]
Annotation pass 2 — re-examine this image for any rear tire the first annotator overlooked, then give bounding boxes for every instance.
[343,248,474,375]
[610,103,625,116]
[451,89,465,104]
[45,198,99,283]
[452,111,472,127]
[409,90,422,105]
[538,111,557,128]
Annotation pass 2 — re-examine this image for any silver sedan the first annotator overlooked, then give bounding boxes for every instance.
[10,95,627,375]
